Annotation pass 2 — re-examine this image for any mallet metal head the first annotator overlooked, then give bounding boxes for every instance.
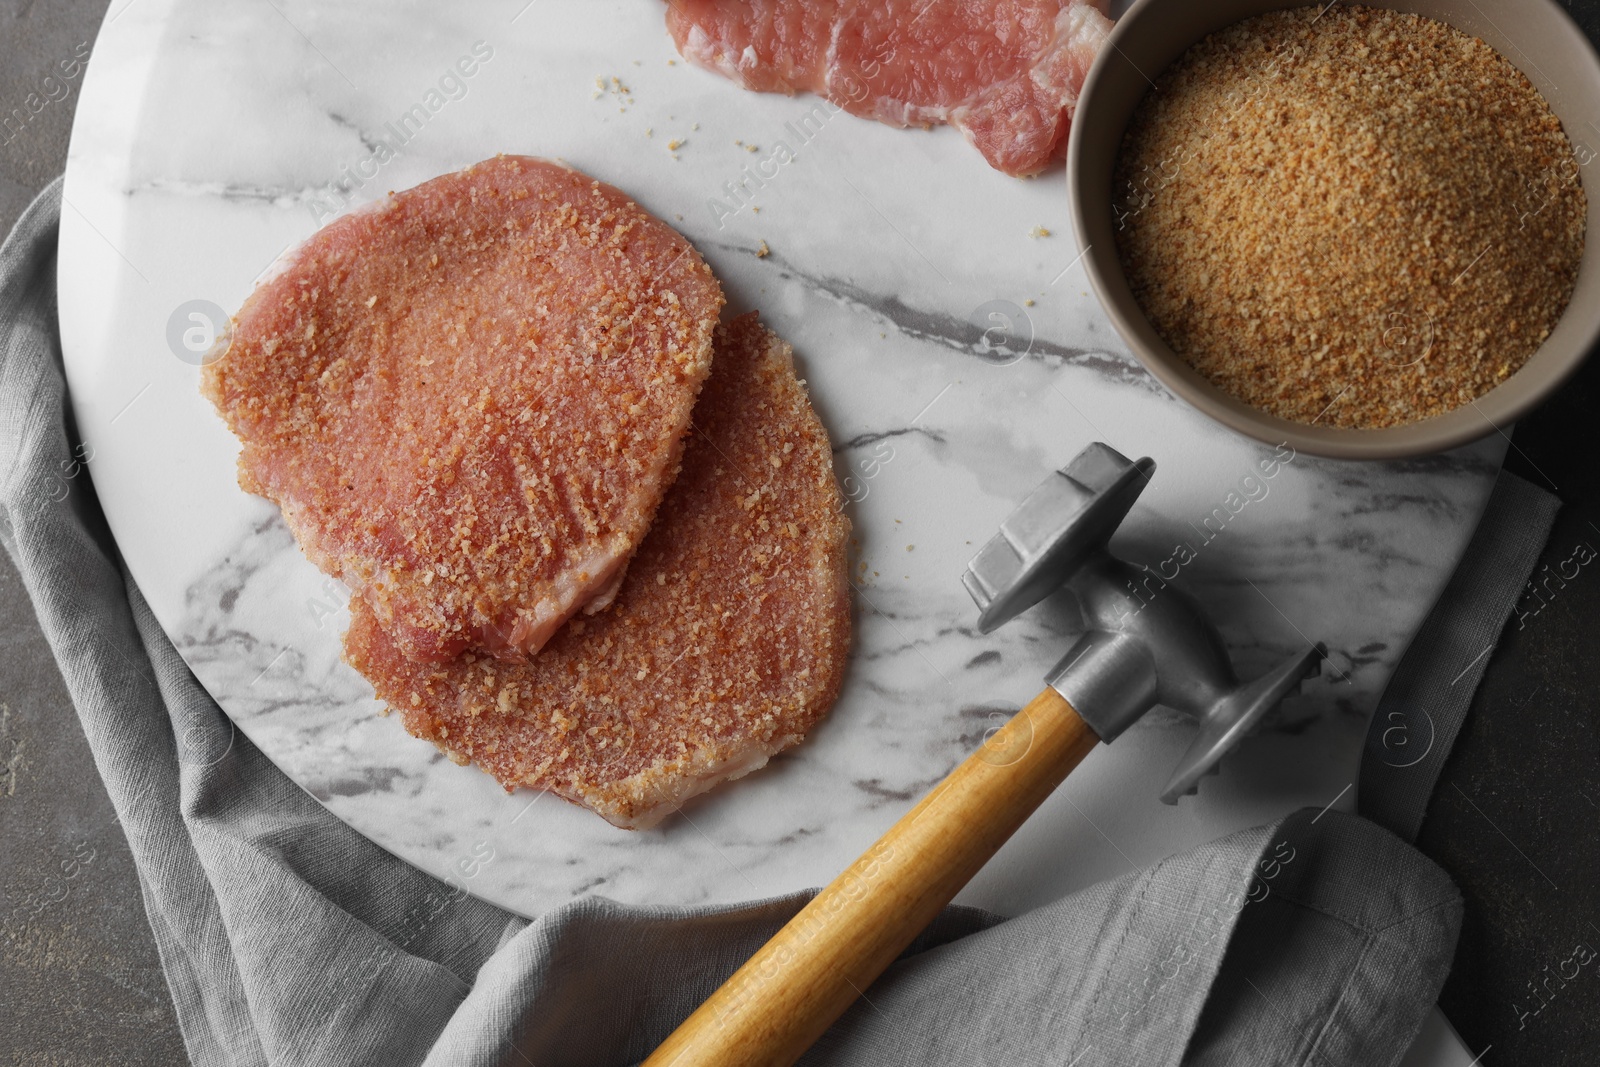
[964,443,1324,802]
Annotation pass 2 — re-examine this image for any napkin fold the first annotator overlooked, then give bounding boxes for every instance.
[3,177,1492,1066]
[1358,468,1560,843]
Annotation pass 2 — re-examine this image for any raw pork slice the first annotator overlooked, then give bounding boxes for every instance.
[344,314,852,829]
[202,156,724,663]
[665,0,1113,176]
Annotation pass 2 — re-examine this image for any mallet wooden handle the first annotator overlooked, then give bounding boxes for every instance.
[644,688,1100,1067]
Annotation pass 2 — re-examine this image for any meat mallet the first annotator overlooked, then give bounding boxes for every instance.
[643,441,1324,1066]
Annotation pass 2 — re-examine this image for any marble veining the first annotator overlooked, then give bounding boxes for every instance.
[60,0,1506,919]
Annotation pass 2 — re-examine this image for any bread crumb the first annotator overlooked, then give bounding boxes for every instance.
[1114,5,1586,429]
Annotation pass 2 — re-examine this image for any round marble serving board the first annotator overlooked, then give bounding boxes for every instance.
[59,0,1506,919]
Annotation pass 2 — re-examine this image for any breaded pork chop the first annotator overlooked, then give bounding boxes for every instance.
[344,314,852,829]
[202,156,724,663]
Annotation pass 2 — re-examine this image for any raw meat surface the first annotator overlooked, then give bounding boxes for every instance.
[344,314,852,829]
[202,156,724,663]
[665,0,1113,176]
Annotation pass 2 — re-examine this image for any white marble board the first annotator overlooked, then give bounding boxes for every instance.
[58,0,1505,919]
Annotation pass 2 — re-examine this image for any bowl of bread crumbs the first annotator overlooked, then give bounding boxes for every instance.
[1068,0,1600,459]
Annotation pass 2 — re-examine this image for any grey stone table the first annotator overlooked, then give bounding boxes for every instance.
[2,4,190,1063]
[2,2,1596,1064]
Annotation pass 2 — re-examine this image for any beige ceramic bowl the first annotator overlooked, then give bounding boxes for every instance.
[1068,0,1600,459]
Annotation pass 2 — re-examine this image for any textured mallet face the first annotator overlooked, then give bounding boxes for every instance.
[201,155,724,664]
[963,444,1151,632]
[344,315,853,829]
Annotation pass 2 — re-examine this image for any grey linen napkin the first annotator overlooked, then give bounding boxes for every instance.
[1358,469,1560,843]
[4,176,1467,1066]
